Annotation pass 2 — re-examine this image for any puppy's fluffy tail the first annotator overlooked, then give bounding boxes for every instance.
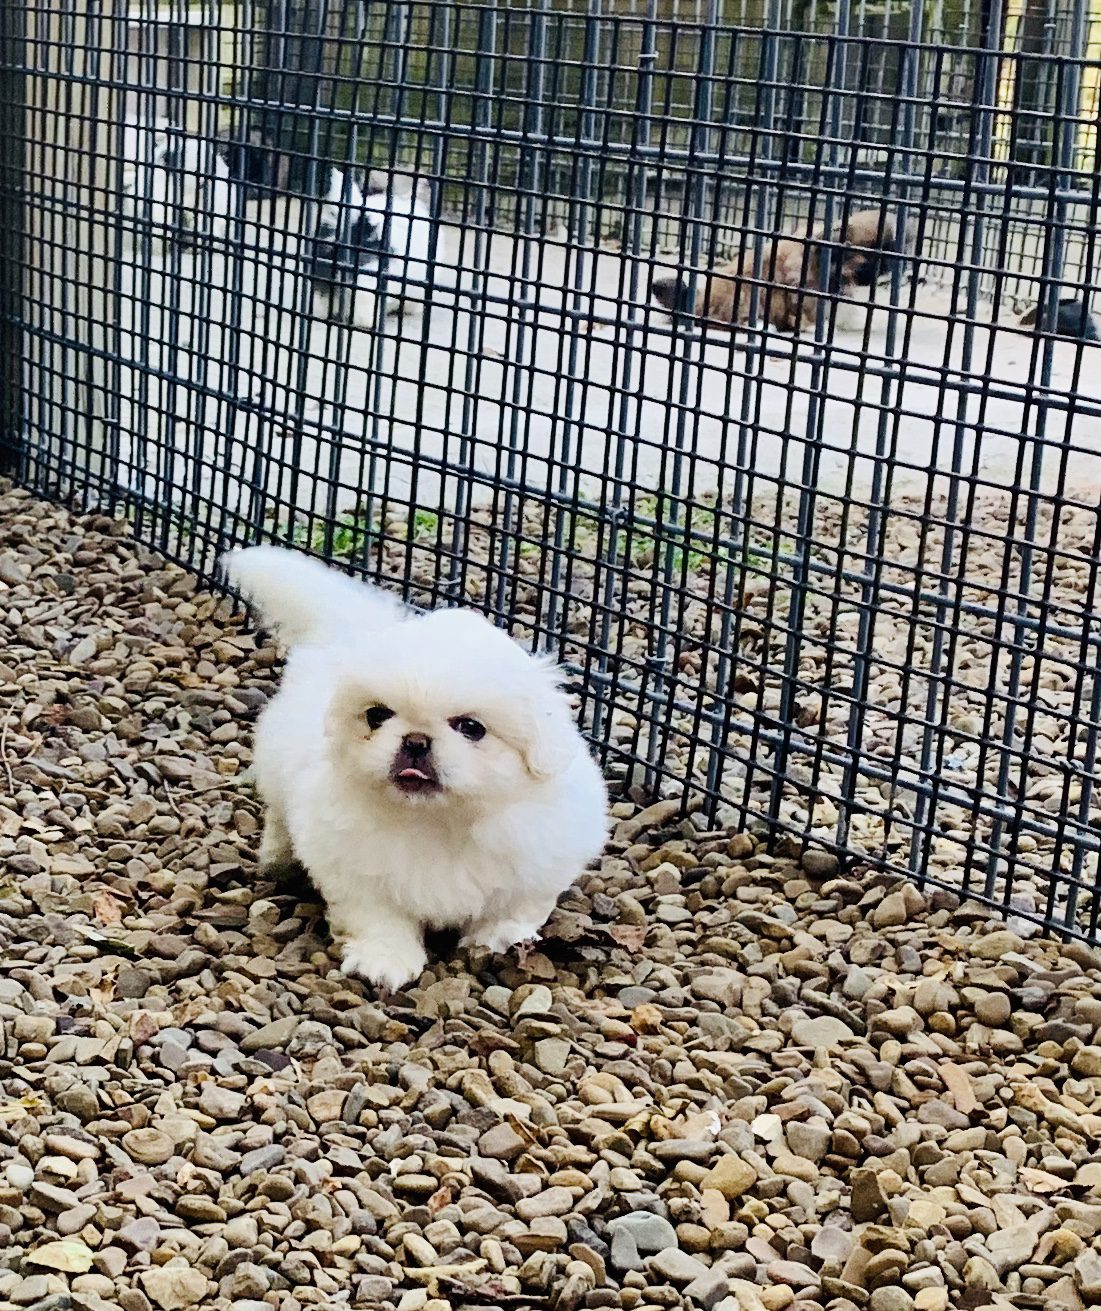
[222,545,407,647]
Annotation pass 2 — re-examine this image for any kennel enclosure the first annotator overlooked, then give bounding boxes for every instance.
[1,0,1100,939]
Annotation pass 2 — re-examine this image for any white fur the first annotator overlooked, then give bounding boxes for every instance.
[222,546,609,991]
[313,167,447,324]
[121,117,233,246]
[223,545,405,647]
[830,283,874,333]
[320,165,366,211]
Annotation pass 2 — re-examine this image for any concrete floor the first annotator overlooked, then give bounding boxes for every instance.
[105,205,1101,530]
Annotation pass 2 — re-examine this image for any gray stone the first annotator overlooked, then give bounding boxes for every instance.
[513,985,554,1016]
[516,1186,574,1220]
[533,1038,571,1075]
[869,1292,915,1311]
[10,1276,52,1307]
[850,1168,889,1223]
[650,1139,716,1163]
[29,1182,82,1212]
[198,1084,246,1118]
[683,1270,731,1309]
[791,1016,855,1048]
[1074,1247,1101,1299]
[240,1015,300,1052]
[811,1225,855,1265]
[119,1217,161,1252]
[225,1264,271,1299]
[647,1249,711,1284]
[785,1120,831,1162]
[609,1228,643,1273]
[4,1163,33,1191]
[872,891,908,928]
[239,1145,285,1175]
[608,1211,678,1254]
[357,1277,395,1301]
[478,1123,527,1161]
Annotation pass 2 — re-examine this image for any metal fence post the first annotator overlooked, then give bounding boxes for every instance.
[22,0,114,502]
[0,0,25,476]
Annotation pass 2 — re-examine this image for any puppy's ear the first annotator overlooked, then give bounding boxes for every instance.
[515,665,584,782]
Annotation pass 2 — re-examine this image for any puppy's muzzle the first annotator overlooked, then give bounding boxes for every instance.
[651,275,695,315]
[391,732,441,796]
[310,239,360,288]
[310,224,388,288]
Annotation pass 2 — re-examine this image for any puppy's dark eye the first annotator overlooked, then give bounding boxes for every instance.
[450,716,486,742]
[365,705,395,730]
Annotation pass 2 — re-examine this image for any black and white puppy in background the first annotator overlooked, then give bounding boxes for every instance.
[310,166,449,325]
[120,117,234,248]
[121,118,288,250]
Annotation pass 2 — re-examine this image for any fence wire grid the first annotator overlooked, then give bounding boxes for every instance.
[1,0,1100,941]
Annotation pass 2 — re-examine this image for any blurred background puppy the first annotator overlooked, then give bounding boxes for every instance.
[652,207,911,334]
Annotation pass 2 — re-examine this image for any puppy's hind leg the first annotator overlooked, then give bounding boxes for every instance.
[461,890,561,958]
[258,807,294,873]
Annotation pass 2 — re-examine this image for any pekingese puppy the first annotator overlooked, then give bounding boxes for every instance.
[222,546,610,991]
[120,117,234,249]
[651,207,908,334]
[310,167,446,325]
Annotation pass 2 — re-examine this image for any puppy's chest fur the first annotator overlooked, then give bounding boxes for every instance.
[295,794,527,927]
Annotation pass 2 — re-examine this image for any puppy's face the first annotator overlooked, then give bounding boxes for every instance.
[311,181,428,285]
[324,611,580,811]
[833,210,904,289]
[312,212,386,285]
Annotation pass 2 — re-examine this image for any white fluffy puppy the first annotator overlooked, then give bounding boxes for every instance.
[222,546,609,990]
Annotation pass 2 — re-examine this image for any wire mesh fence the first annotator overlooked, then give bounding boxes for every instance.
[1,0,1100,940]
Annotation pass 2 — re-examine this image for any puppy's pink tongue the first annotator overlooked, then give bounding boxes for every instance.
[399,768,431,781]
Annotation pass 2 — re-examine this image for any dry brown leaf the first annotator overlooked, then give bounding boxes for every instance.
[939,1060,979,1115]
[88,981,116,1010]
[173,997,211,1026]
[630,1003,664,1034]
[1019,1166,1070,1194]
[92,891,125,925]
[404,1259,486,1295]
[24,1239,94,1273]
[128,1011,161,1045]
[607,924,647,951]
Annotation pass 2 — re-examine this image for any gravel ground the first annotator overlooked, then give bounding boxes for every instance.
[3,484,1101,1311]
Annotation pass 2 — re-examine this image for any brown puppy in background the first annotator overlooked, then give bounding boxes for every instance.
[651,208,908,334]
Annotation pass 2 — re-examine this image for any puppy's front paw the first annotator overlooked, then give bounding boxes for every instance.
[340,936,427,992]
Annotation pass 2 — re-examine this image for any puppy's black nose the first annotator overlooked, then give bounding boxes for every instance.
[401,733,432,759]
[651,275,695,315]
